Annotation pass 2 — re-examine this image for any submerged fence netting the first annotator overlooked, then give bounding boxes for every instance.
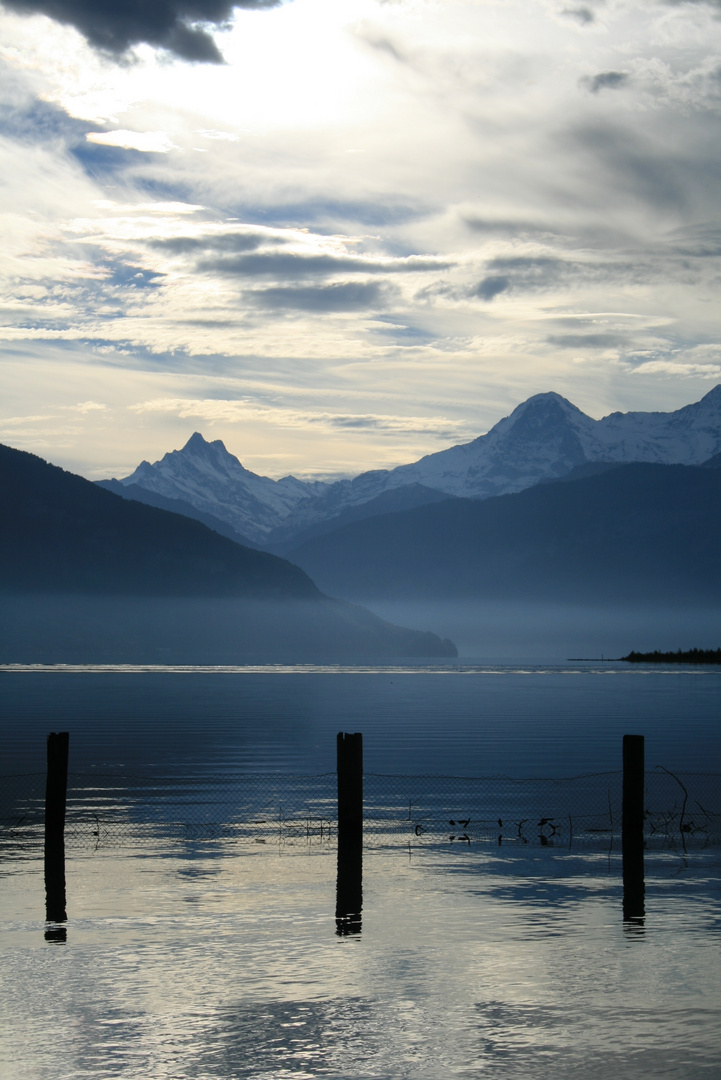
[1,768,720,851]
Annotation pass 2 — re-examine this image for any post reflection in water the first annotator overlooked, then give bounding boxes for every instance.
[335,840,362,936]
[623,848,645,932]
[44,923,67,943]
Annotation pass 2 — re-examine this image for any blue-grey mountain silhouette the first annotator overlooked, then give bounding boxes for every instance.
[0,443,456,661]
[284,462,721,606]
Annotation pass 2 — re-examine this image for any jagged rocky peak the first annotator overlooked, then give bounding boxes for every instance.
[124,430,253,485]
[183,431,232,456]
[178,431,245,469]
[184,431,218,453]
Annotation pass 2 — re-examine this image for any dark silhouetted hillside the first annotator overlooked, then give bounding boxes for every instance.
[0,443,457,660]
[98,477,260,549]
[286,463,721,605]
[0,443,318,598]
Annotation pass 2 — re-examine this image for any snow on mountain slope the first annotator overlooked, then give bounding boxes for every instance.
[113,386,721,544]
[374,385,721,500]
[382,392,596,499]
[591,388,721,463]
[120,431,327,542]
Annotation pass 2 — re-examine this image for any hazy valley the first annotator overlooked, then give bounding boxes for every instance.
[3,387,720,662]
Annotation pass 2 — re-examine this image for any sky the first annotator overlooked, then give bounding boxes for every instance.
[1,0,720,481]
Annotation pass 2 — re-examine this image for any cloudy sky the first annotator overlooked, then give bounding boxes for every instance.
[1,0,720,480]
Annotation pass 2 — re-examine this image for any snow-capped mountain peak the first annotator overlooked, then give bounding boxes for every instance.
[120,432,325,540]
[111,387,721,545]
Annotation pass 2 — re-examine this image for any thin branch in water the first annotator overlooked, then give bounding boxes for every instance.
[656,766,689,852]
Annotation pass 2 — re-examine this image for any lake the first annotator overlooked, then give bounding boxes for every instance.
[1,663,720,1078]
[2,661,720,775]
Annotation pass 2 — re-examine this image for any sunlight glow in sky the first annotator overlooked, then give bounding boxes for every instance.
[1,0,720,479]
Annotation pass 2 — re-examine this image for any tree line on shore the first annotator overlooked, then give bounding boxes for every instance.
[622,648,721,664]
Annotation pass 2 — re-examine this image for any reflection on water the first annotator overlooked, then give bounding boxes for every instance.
[1,843,719,1079]
[2,666,720,1075]
[335,842,362,937]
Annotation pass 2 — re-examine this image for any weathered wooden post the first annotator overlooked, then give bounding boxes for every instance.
[44,731,69,927]
[622,734,645,923]
[336,732,362,935]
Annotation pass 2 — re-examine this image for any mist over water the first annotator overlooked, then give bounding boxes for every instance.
[362,599,721,662]
[0,594,456,664]
[3,595,718,667]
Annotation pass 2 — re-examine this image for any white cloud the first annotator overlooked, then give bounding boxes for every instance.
[86,130,180,152]
[0,0,720,477]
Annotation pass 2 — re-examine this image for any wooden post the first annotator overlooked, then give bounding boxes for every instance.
[622,734,645,923]
[44,732,69,925]
[336,732,362,934]
[337,732,363,844]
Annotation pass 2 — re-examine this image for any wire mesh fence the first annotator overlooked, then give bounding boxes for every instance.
[1,768,719,852]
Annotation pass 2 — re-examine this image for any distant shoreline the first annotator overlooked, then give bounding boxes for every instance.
[621,648,721,664]
[567,648,721,663]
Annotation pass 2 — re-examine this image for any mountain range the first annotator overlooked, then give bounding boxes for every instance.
[4,386,718,662]
[0,443,456,661]
[103,386,721,548]
[285,462,721,606]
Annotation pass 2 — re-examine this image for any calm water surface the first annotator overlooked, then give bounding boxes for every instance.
[1,843,720,1079]
[1,663,719,1078]
[1,661,720,775]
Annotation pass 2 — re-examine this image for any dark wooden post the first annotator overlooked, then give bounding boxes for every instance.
[336,732,362,935]
[337,732,363,844]
[622,734,645,923]
[44,732,69,927]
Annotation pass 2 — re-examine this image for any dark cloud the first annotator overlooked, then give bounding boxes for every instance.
[562,7,595,24]
[475,256,567,300]
[581,71,630,94]
[664,0,721,11]
[328,415,385,428]
[197,251,450,278]
[563,121,704,211]
[475,275,510,300]
[249,281,388,312]
[150,232,278,254]
[486,256,565,273]
[356,32,407,64]
[150,234,450,278]
[0,0,281,62]
[464,216,554,236]
[546,333,626,349]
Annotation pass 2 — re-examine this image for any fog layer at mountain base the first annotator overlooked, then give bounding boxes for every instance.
[0,595,456,664]
[361,599,721,662]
